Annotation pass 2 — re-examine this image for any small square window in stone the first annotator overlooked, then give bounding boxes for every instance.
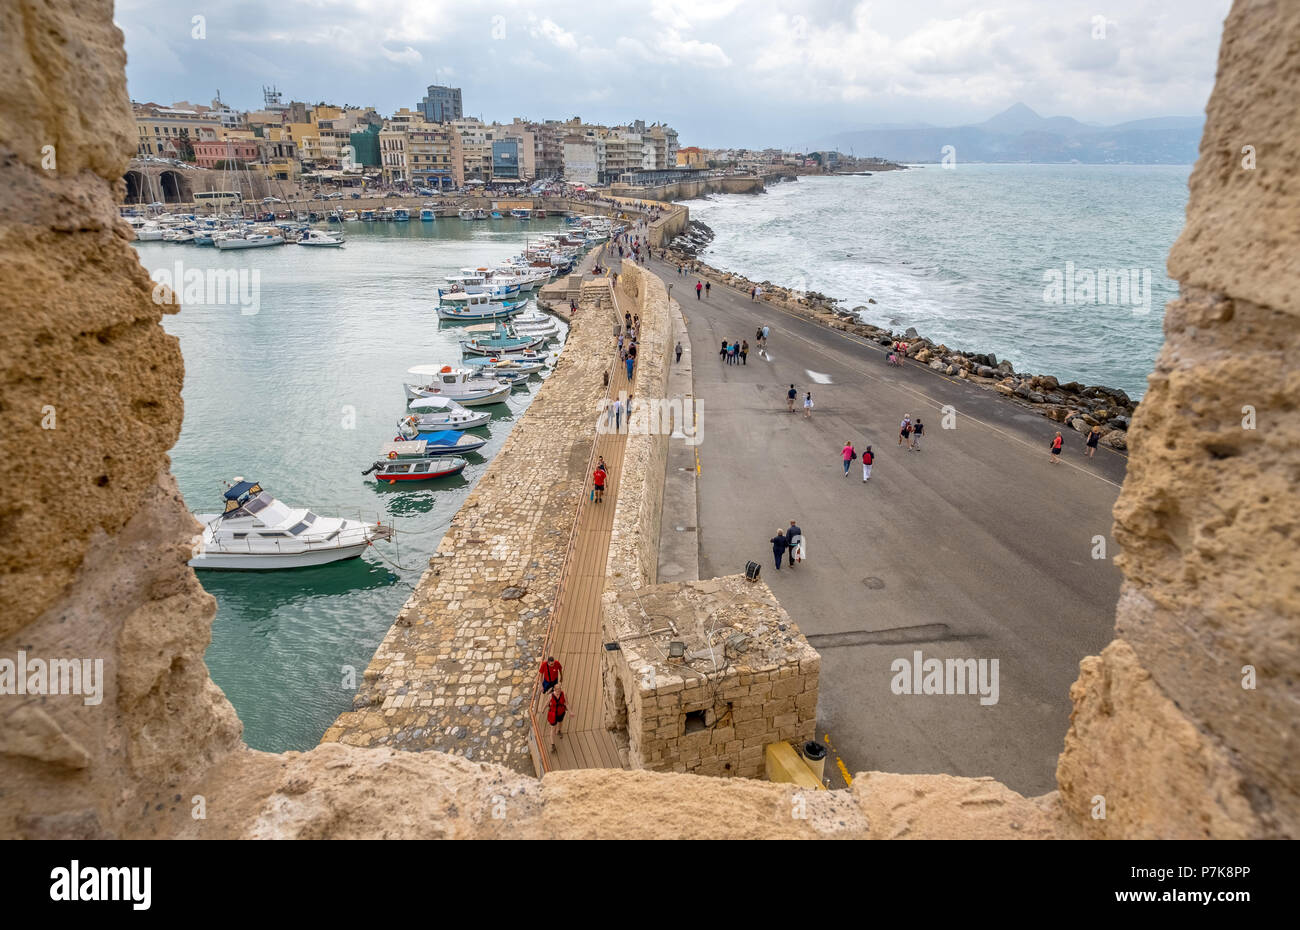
[683,709,708,734]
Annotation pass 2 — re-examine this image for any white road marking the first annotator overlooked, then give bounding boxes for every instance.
[806,369,833,384]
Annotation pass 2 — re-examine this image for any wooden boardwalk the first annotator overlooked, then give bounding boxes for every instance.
[533,267,637,772]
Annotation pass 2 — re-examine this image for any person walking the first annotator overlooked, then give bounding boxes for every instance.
[705,281,711,299]
[675,341,683,363]
[841,440,856,476]
[1050,430,1064,463]
[740,340,749,365]
[911,418,924,451]
[755,286,763,302]
[803,391,814,418]
[547,687,568,751]
[593,461,607,502]
[1086,425,1102,457]
[787,384,797,413]
[750,286,757,301]
[539,656,563,695]
[762,324,769,345]
[625,350,635,381]
[719,340,729,362]
[610,396,624,432]
[786,520,804,568]
[862,445,874,481]
[696,280,703,300]
[898,415,912,447]
[770,529,790,571]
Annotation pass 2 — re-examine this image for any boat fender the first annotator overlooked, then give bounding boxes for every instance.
[388,451,398,460]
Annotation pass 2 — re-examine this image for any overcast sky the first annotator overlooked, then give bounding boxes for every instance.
[116,0,1232,148]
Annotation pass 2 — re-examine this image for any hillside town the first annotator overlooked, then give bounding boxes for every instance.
[127,83,882,204]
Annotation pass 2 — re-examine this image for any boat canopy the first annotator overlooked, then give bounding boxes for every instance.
[382,440,427,456]
[408,395,464,412]
[415,430,462,445]
[408,364,466,377]
[223,480,262,501]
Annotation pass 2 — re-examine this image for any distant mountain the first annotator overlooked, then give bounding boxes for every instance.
[829,103,1204,164]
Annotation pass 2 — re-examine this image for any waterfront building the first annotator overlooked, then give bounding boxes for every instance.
[417,84,463,124]
[491,138,521,180]
[379,126,411,186]
[561,137,599,185]
[449,118,494,184]
[409,126,454,188]
[133,102,221,157]
[194,135,260,169]
[676,146,706,168]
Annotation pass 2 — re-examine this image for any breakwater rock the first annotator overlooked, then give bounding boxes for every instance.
[666,251,1137,449]
[668,220,715,257]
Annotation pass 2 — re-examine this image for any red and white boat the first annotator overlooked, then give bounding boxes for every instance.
[363,455,468,484]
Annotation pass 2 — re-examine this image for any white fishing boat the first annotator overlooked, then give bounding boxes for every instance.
[438,272,522,300]
[403,365,513,405]
[461,355,547,375]
[298,229,345,247]
[214,230,285,250]
[404,395,492,430]
[507,315,561,338]
[458,207,487,220]
[436,292,527,321]
[135,223,165,241]
[161,228,195,243]
[189,479,392,570]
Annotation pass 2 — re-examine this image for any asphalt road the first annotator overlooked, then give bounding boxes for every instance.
[650,254,1125,796]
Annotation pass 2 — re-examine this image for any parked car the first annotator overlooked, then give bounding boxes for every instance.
[351,192,361,199]
[384,191,402,198]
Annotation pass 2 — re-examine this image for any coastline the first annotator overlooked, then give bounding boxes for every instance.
[662,240,1137,450]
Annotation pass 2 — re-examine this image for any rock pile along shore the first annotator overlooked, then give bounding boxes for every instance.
[664,248,1137,450]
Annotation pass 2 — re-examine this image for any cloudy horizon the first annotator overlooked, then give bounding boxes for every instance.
[116,0,1232,148]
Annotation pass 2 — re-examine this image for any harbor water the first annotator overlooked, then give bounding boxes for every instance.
[686,165,1191,399]
[133,217,570,751]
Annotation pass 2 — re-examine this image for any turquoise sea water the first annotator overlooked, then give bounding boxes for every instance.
[133,218,570,751]
[685,165,1191,399]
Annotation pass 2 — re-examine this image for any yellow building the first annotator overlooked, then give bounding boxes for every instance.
[133,103,220,157]
[676,146,705,168]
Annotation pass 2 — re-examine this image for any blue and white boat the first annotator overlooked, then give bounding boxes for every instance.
[393,207,410,222]
[436,293,528,321]
[461,355,547,375]
[459,326,550,357]
[420,205,437,221]
[391,424,488,454]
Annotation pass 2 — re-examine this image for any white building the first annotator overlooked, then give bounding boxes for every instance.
[562,138,598,185]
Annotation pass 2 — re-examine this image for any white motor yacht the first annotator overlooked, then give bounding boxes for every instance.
[189,479,392,570]
[298,229,344,247]
[214,230,286,250]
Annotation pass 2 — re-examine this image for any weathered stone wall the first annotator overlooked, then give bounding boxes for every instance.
[616,175,764,204]
[606,264,672,589]
[602,576,818,778]
[1054,0,1300,839]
